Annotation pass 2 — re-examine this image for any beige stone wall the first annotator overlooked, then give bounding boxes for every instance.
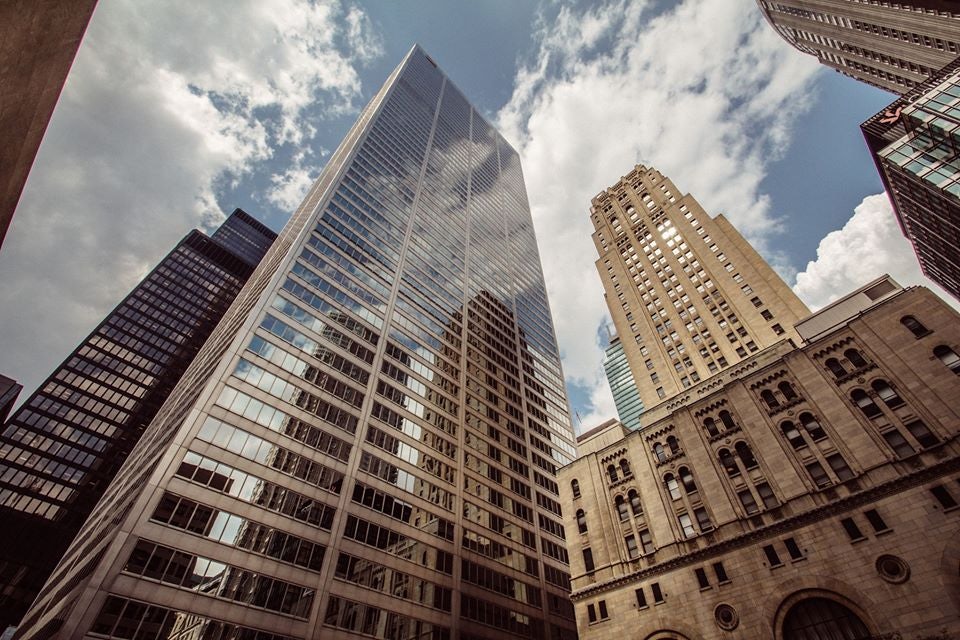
[560,285,960,638]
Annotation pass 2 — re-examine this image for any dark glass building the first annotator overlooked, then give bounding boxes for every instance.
[13,45,578,640]
[0,376,21,424]
[862,56,960,301]
[0,208,276,630]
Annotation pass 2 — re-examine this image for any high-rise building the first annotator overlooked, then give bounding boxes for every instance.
[0,0,99,249]
[602,336,643,431]
[0,208,276,630]
[591,164,810,410]
[0,377,21,424]
[559,274,960,639]
[756,0,960,93]
[862,56,960,301]
[14,45,578,640]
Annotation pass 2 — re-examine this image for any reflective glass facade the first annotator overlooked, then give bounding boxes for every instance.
[603,337,643,431]
[864,58,960,301]
[15,46,577,640]
[0,209,276,630]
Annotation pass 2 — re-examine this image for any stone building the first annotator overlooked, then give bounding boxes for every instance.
[560,276,960,639]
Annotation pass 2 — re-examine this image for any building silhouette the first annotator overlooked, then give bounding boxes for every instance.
[602,336,644,431]
[756,0,960,93]
[591,164,810,410]
[0,208,275,630]
[13,45,578,640]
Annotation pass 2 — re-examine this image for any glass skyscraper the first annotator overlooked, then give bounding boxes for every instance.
[14,45,577,640]
[0,209,276,631]
[602,336,643,431]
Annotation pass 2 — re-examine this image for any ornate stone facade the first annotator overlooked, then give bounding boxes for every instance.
[561,279,960,639]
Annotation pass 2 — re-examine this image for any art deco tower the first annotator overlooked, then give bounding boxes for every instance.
[14,46,577,640]
[591,165,810,410]
[756,0,960,94]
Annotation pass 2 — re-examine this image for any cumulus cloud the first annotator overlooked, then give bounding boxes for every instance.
[793,192,960,310]
[497,0,822,430]
[267,149,326,211]
[0,0,381,400]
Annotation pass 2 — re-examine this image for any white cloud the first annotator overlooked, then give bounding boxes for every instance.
[497,0,822,429]
[0,0,381,400]
[267,149,325,211]
[793,192,960,310]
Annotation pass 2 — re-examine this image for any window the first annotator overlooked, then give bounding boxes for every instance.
[667,435,680,455]
[827,454,854,481]
[806,462,831,488]
[664,474,681,500]
[719,448,740,477]
[635,588,647,608]
[844,349,867,368]
[694,507,712,531]
[878,426,914,457]
[616,495,630,521]
[607,465,618,483]
[905,420,939,448]
[872,380,903,408]
[761,389,779,409]
[778,381,798,401]
[704,418,719,437]
[781,421,806,449]
[825,358,846,378]
[934,345,960,374]
[679,466,697,493]
[598,600,608,620]
[735,442,759,470]
[799,413,827,440]
[713,562,729,583]
[638,529,653,554]
[756,482,778,509]
[678,513,695,538]
[577,509,588,534]
[738,489,759,515]
[651,583,664,603]
[587,604,597,623]
[583,548,595,572]
[656,387,665,399]
[653,442,666,462]
[625,535,639,559]
[840,517,865,541]
[772,323,785,335]
[620,458,631,476]
[719,410,736,431]
[571,479,580,498]
[931,485,958,510]
[763,544,782,567]
[784,537,804,560]
[629,490,643,516]
[695,567,710,589]
[864,509,889,533]
[901,315,929,338]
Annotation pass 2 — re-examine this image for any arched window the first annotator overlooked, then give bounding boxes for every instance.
[735,441,759,470]
[844,348,867,368]
[719,410,736,431]
[781,421,806,449]
[576,509,588,534]
[571,479,580,498]
[934,345,960,375]
[825,358,846,378]
[901,315,929,338]
[664,474,681,500]
[666,435,681,455]
[704,418,719,437]
[782,597,870,640]
[760,389,779,409]
[718,448,740,477]
[653,443,666,462]
[615,495,629,521]
[678,466,697,493]
[871,380,903,408]
[778,381,798,401]
[851,389,882,418]
[619,458,631,476]
[628,490,643,516]
[607,465,619,483]
[799,412,827,440]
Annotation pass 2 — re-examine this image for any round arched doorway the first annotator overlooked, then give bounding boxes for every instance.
[782,597,871,640]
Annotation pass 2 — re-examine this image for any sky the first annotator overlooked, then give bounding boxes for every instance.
[1,0,955,434]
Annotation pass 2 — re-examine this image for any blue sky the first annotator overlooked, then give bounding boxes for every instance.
[0,0,950,432]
